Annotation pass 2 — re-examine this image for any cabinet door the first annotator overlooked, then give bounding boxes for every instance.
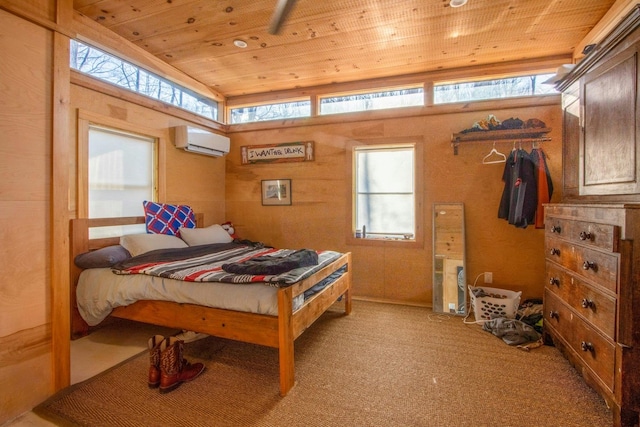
[580,46,640,196]
[563,94,580,198]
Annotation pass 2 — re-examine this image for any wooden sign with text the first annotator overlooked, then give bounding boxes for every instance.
[241,141,314,164]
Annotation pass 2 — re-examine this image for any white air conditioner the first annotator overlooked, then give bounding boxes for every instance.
[171,125,230,157]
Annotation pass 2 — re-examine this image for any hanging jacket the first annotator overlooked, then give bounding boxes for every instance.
[531,148,553,229]
[498,149,537,228]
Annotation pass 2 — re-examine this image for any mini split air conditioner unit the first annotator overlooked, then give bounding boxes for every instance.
[171,125,230,157]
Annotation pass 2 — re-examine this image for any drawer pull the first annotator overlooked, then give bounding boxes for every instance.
[549,277,560,287]
[582,261,597,271]
[579,231,592,241]
[549,248,560,256]
[549,310,559,319]
[550,225,562,234]
[580,341,594,352]
[581,299,595,309]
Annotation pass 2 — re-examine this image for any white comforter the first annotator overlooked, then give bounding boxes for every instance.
[76,268,304,326]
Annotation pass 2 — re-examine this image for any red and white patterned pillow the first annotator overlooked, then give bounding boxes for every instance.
[143,201,196,236]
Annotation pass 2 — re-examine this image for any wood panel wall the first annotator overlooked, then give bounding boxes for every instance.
[225,100,562,306]
[0,8,53,422]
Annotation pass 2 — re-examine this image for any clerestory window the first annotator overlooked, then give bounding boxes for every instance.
[70,40,219,121]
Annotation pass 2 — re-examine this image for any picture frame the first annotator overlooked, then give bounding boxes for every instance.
[261,179,292,206]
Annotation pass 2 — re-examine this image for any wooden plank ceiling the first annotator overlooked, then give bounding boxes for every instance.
[73,0,616,97]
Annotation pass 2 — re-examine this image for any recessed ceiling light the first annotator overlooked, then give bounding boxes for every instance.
[450,0,468,7]
[233,39,248,48]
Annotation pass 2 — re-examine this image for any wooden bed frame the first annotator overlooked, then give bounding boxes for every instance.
[69,215,352,396]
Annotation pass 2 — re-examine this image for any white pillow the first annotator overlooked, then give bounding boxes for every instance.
[179,224,233,246]
[119,233,188,257]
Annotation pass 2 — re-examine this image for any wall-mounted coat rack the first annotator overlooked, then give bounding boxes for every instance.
[450,128,552,155]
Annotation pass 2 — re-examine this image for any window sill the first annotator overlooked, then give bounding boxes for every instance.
[346,235,423,249]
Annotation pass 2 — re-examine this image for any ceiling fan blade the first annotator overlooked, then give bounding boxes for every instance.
[268,0,297,35]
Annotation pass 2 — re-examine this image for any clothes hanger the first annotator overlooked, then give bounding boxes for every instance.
[482,142,507,164]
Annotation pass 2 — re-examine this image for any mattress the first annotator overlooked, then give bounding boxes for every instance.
[76,268,304,326]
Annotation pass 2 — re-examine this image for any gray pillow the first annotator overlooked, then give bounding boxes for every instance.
[74,245,131,269]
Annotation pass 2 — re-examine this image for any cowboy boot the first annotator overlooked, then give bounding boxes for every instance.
[159,337,205,394]
[148,335,165,388]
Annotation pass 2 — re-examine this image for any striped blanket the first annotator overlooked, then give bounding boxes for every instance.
[112,242,342,288]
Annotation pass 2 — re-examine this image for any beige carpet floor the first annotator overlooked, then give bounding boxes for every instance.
[35,301,612,426]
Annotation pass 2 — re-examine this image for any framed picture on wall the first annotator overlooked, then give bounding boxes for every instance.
[261,179,292,206]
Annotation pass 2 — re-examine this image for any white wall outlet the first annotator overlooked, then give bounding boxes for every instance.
[484,272,493,283]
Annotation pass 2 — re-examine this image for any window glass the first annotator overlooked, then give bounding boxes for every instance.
[70,40,219,120]
[321,88,424,115]
[354,146,415,239]
[88,126,155,237]
[434,73,557,104]
[230,100,311,124]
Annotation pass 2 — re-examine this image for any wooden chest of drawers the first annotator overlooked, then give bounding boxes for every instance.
[544,204,640,427]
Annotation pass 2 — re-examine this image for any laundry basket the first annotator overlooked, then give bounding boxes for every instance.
[468,285,522,321]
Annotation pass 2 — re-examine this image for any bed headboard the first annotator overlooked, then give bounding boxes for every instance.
[69,213,204,338]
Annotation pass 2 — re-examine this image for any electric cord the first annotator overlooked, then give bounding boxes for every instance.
[427,313,455,322]
[472,272,485,287]
[463,272,491,325]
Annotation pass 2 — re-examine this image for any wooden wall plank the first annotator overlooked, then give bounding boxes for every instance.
[0,7,53,423]
[0,325,51,418]
[0,0,56,27]
[0,202,50,335]
[51,27,71,392]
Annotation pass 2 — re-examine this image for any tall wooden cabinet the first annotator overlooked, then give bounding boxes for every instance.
[547,6,640,427]
[558,6,640,204]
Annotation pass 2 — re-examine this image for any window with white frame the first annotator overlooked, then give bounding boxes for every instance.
[88,125,156,237]
[354,145,416,240]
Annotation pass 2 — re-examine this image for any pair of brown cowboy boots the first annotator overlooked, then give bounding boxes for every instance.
[147,335,205,393]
